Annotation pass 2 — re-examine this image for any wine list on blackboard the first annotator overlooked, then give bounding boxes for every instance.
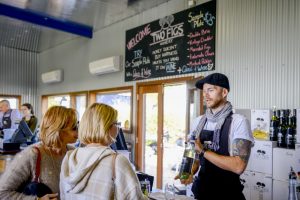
[125,0,216,82]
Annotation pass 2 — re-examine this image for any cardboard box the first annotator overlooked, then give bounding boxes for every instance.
[251,110,272,140]
[240,171,251,200]
[250,172,272,200]
[234,109,251,122]
[272,180,288,200]
[241,171,273,200]
[248,140,277,174]
[273,148,300,181]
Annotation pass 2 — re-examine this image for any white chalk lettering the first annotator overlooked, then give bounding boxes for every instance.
[150,23,184,45]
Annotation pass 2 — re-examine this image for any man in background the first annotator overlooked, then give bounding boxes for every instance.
[0,100,22,130]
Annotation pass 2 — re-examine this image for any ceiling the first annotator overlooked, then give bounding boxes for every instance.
[0,0,169,52]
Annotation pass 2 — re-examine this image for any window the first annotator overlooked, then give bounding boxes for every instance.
[0,95,21,109]
[42,92,88,120]
[47,95,71,108]
[41,87,132,129]
[93,87,132,132]
[75,95,87,120]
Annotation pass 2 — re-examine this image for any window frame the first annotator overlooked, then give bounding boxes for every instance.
[41,91,88,116]
[89,86,133,133]
[0,94,21,109]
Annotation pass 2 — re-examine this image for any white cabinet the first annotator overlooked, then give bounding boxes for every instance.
[248,140,277,174]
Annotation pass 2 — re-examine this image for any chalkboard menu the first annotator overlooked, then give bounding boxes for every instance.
[125,0,216,82]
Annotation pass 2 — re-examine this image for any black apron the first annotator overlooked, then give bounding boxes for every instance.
[1,109,12,129]
[192,114,245,200]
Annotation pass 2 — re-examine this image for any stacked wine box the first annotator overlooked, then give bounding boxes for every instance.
[237,109,300,200]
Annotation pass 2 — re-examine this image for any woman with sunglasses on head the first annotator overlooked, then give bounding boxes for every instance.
[20,103,38,133]
[0,106,78,200]
[60,103,147,200]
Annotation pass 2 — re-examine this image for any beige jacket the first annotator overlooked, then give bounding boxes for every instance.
[60,146,148,200]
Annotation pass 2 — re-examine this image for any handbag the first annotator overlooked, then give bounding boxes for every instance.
[19,146,53,197]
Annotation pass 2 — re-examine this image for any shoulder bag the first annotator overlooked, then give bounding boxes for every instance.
[19,146,53,197]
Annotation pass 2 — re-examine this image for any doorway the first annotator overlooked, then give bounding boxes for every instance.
[136,77,202,189]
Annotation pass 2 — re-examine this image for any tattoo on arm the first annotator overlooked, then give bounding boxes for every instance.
[232,139,252,163]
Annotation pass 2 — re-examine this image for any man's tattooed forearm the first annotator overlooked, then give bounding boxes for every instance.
[232,139,252,163]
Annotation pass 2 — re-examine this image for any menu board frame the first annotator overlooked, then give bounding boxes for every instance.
[125,0,216,82]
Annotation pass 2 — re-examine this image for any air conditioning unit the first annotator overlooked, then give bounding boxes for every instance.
[89,56,122,75]
[41,69,63,84]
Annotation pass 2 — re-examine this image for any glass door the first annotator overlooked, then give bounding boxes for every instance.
[136,83,189,189]
[137,85,163,189]
[162,84,187,187]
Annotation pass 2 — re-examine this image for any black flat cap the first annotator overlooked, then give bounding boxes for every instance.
[195,73,230,91]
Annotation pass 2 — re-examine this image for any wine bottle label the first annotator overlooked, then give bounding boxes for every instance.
[270,127,274,137]
[277,132,283,143]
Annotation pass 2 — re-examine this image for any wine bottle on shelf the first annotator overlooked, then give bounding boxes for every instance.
[276,110,281,119]
[292,109,297,147]
[269,107,279,141]
[292,109,297,127]
[286,114,295,149]
[277,110,287,148]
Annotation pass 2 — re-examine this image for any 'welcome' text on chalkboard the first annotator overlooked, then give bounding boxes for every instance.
[125,0,216,82]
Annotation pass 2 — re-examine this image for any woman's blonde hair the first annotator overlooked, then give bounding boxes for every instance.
[39,106,77,154]
[79,103,118,145]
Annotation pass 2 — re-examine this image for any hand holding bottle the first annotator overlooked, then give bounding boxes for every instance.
[195,138,204,154]
[174,173,194,185]
[174,140,200,185]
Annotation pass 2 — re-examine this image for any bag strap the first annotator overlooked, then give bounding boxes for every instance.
[112,153,118,182]
[32,146,41,182]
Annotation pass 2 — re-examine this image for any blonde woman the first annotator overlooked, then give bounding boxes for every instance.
[60,103,147,200]
[0,106,78,200]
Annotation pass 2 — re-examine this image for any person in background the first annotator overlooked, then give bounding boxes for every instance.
[60,103,147,200]
[176,73,254,200]
[21,103,38,133]
[0,106,78,200]
[0,99,22,130]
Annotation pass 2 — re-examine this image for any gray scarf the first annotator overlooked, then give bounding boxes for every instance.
[195,101,233,151]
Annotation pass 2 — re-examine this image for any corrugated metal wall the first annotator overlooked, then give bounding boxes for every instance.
[215,0,300,109]
[0,16,41,52]
[0,46,38,112]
